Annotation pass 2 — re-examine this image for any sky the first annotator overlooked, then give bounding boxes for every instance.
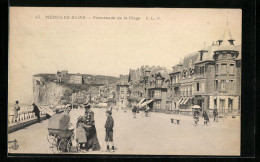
[9,8,242,103]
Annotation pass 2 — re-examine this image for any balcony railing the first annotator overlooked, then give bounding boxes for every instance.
[194,73,205,79]
[155,84,162,88]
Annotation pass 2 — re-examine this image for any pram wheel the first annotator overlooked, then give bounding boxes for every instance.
[58,139,69,153]
[51,138,59,154]
[47,134,55,144]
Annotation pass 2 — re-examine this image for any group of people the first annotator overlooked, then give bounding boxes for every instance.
[13,101,41,123]
[193,108,219,126]
[68,102,115,152]
[132,105,150,118]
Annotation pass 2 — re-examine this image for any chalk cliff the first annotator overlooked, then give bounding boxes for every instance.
[33,76,71,105]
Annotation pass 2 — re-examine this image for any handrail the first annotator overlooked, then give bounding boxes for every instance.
[8,109,47,124]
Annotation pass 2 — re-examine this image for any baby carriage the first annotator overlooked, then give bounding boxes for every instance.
[47,113,75,153]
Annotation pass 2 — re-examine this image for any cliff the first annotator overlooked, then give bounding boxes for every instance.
[32,74,119,105]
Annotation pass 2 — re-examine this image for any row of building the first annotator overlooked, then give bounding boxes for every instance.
[116,24,241,115]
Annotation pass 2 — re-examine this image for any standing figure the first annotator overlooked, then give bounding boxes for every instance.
[193,109,200,126]
[132,106,137,118]
[145,105,150,117]
[104,110,115,152]
[213,108,218,122]
[14,101,20,122]
[32,103,40,123]
[84,102,101,151]
[202,111,209,125]
[76,116,88,151]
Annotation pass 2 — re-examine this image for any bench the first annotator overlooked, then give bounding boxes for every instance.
[170,118,181,124]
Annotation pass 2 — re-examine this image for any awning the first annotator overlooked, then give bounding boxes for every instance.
[180,98,186,105]
[136,98,146,107]
[182,98,190,105]
[177,98,183,105]
[139,99,154,107]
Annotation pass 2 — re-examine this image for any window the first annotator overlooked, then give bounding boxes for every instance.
[156,79,162,85]
[229,64,234,74]
[215,64,218,73]
[120,88,124,93]
[166,101,171,110]
[201,82,205,92]
[121,94,124,99]
[220,99,225,110]
[155,90,161,98]
[229,80,234,90]
[214,99,217,108]
[215,80,218,91]
[197,82,200,91]
[221,64,227,74]
[199,66,205,75]
[228,98,233,110]
[221,80,226,90]
[174,87,179,94]
[176,75,179,83]
[156,101,161,109]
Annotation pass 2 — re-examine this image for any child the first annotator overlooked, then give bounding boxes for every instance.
[104,110,115,152]
[202,111,209,125]
[76,116,88,151]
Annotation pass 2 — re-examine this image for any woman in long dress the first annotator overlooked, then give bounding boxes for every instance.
[83,103,101,151]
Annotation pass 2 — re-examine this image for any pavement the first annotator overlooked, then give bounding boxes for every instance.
[8,108,240,155]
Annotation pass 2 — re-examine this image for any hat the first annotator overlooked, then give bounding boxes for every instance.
[106,110,112,115]
[84,102,90,108]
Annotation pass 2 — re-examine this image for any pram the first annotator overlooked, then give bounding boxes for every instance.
[47,113,75,153]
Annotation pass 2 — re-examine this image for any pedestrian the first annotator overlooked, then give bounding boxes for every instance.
[193,108,200,126]
[14,101,20,122]
[145,105,150,117]
[76,116,88,151]
[104,110,115,152]
[202,111,209,125]
[32,103,40,123]
[213,108,218,122]
[132,106,137,118]
[84,102,101,151]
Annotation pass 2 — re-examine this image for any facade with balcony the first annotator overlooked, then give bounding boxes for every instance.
[116,75,129,109]
[146,69,170,112]
[192,24,241,115]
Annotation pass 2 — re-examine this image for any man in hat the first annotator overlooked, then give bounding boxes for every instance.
[32,103,40,123]
[83,102,101,151]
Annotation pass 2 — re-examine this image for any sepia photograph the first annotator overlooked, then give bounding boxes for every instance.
[8,7,242,156]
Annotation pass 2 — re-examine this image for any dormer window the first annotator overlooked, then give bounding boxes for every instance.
[217,40,223,45]
[228,39,235,45]
[156,79,162,85]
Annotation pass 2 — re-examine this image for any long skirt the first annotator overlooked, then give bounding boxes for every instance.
[86,126,101,150]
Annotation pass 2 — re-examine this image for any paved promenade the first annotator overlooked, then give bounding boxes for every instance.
[8,108,240,155]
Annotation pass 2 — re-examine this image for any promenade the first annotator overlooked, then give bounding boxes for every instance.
[8,108,240,155]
